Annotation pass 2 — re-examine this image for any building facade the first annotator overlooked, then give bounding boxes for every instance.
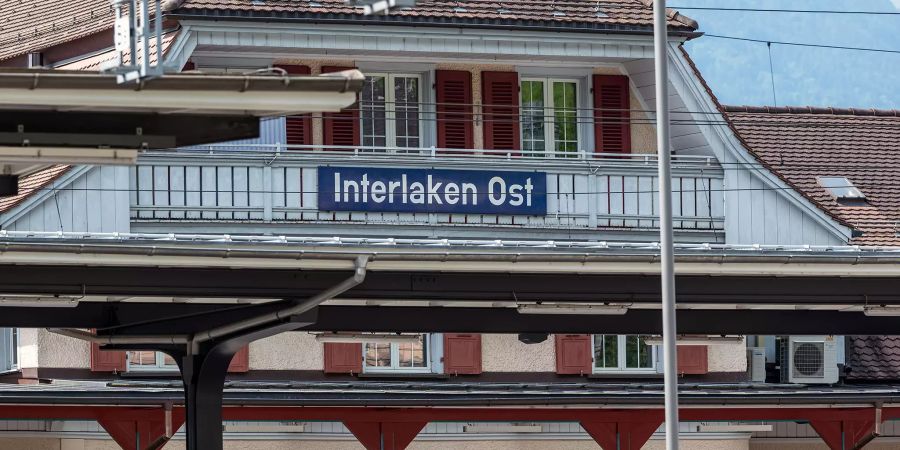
[0,0,898,449]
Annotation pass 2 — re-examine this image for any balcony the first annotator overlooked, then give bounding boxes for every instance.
[130,144,724,240]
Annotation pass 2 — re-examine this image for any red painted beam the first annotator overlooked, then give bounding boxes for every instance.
[582,413,664,450]
[344,421,427,450]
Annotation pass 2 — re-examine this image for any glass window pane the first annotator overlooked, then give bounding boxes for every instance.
[398,335,427,368]
[365,343,391,367]
[394,76,420,149]
[625,335,653,369]
[552,81,578,157]
[362,76,387,150]
[521,80,545,157]
[593,335,618,369]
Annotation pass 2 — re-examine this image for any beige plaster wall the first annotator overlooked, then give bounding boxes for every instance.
[249,332,323,371]
[0,437,61,450]
[482,334,555,372]
[18,328,91,369]
[707,339,748,373]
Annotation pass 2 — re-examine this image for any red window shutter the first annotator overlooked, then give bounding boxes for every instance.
[324,342,362,374]
[482,71,520,153]
[322,65,360,151]
[436,70,473,151]
[443,333,482,375]
[677,345,708,375]
[593,74,631,154]
[276,65,313,148]
[227,345,250,373]
[555,334,592,375]
[90,343,126,373]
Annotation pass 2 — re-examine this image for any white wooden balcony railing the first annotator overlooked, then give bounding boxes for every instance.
[130,145,724,231]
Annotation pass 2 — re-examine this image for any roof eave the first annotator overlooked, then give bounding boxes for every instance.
[167,9,701,38]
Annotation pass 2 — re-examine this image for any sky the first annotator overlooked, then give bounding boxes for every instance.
[678,0,900,109]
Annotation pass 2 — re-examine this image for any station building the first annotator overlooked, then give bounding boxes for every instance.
[0,0,899,449]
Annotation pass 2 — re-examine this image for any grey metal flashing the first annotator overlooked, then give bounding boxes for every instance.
[0,380,897,407]
[0,69,364,94]
[168,10,701,38]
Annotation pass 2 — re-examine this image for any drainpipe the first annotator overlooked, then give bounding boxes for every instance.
[47,256,368,347]
[849,404,882,450]
[187,255,368,352]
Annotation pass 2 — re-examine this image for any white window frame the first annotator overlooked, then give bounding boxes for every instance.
[591,335,658,374]
[362,333,433,374]
[520,77,582,157]
[127,351,178,372]
[360,72,425,153]
[0,328,17,372]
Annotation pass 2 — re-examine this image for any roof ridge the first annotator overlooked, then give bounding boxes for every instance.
[723,105,900,117]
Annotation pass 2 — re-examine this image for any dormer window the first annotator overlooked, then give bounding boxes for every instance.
[818,177,867,205]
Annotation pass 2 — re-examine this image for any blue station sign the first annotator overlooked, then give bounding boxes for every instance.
[318,166,547,215]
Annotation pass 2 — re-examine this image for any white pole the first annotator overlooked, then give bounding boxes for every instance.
[653,0,680,448]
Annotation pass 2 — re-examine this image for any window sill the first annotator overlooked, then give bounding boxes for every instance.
[357,372,450,380]
[120,370,181,378]
[588,372,662,379]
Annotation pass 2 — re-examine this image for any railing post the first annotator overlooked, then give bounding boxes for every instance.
[263,165,273,223]
[587,173,599,229]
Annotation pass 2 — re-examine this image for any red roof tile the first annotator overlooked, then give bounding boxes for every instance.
[174,0,698,31]
[0,0,114,61]
[722,106,900,246]
[0,166,71,214]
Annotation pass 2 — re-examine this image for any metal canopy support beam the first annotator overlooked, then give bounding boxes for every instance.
[809,419,877,450]
[96,407,182,450]
[581,411,665,450]
[344,421,427,450]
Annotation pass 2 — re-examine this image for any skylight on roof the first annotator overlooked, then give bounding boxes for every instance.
[818,177,867,203]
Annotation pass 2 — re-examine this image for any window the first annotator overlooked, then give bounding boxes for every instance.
[0,328,17,372]
[127,351,178,371]
[592,335,656,372]
[818,176,867,205]
[521,78,579,157]
[361,73,422,151]
[363,334,430,373]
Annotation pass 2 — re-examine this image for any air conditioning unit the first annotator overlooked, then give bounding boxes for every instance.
[785,336,839,384]
[747,347,767,382]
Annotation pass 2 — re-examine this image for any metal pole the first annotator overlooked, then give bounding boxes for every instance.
[653,0,680,448]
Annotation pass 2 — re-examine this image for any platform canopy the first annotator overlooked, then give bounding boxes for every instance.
[1,232,900,335]
[0,69,363,176]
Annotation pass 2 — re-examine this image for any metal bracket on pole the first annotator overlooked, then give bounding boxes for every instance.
[653,0,680,448]
[105,0,176,84]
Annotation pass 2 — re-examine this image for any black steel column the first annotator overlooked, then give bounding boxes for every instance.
[176,341,240,450]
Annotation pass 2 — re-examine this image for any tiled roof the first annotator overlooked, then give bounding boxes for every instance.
[56,30,179,71]
[846,336,900,381]
[0,165,71,214]
[722,106,900,246]
[174,0,698,32]
[0,0,114,61]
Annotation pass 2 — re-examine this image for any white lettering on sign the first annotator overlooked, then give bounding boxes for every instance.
[329,170,538,211]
